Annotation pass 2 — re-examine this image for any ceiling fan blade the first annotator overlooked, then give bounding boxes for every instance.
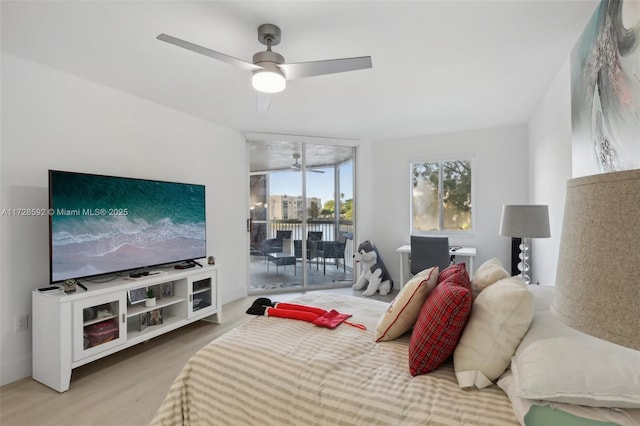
[290,166,323,173]
[157,33,261,72]
[291,154,326,173]
[256,92,272,112]
[279,56,372,80]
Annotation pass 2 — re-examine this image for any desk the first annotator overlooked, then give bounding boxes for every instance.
[396,245,476,288]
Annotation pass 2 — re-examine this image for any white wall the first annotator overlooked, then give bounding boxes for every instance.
[370,125,529,287]
[0,53,248,386]
[528,58,573,286]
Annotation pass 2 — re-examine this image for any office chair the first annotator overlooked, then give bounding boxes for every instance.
[410,236,450,274]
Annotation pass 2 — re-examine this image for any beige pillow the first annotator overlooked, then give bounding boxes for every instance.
[471,257,510,297]
[375,266,439,342]
[453,276,534,389]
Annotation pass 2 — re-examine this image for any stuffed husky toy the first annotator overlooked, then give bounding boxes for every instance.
[353,240,392,296]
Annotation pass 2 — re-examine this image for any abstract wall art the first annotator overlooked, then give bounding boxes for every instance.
[571,0,640,177]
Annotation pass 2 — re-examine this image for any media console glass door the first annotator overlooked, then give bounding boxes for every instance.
[72,293,126,362]
[189,275,215,317]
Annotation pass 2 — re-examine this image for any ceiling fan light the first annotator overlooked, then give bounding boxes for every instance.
[252,68,286,94]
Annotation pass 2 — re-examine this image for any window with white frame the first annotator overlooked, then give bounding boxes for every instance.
[411,159,473,234]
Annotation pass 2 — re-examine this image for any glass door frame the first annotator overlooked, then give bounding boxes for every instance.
[246,133,358,294]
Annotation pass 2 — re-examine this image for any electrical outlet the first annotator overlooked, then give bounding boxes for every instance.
[14,314,28,332]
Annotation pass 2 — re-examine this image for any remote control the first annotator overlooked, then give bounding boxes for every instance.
[38,286,59,292]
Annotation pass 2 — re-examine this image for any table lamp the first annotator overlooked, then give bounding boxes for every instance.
[499,205,550,284]
[553,169,640,350]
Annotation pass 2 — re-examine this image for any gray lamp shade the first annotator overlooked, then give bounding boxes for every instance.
[499,205,550,238]
[553,169,640,351]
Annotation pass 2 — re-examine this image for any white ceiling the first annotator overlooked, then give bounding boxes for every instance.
[1,1,598,143]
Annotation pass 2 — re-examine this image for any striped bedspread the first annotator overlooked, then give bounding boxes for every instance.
[151,293,518,426]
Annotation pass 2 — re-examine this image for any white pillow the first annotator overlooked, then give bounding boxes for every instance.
[453,276,534,389]
[470,257,510,297]
[374,266,438,342]
[511,310,640,408]
[498,370,640,426]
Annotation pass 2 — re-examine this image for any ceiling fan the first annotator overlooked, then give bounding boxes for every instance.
[291,153,325,173]
[157,24,372,110]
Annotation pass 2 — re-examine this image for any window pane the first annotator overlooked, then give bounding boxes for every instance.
[411,159,473,234]
[412,162,440,232]
[249,175,267,221]
[442,160,472,231]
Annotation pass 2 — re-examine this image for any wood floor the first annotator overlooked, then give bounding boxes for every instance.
[0,287,395,426]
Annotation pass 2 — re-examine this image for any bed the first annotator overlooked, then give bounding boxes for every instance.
[150,292,519,426]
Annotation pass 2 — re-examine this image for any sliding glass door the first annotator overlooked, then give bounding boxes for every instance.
[247,138,356,294]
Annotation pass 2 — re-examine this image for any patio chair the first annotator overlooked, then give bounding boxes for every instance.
[293,231,323,266]
[316,231,352,274]
[261,230,292,258]
[249,223,267,256]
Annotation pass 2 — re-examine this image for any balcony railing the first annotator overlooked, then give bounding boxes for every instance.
[253,219,355,270]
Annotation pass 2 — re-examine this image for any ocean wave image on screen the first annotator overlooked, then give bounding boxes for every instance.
[50,172,206,281]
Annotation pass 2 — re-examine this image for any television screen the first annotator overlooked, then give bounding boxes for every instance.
[49,170,206,283]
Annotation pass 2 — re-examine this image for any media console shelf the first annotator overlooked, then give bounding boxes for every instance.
[32,264,222,392]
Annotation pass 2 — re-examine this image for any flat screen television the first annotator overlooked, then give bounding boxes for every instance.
[49,170,206,283]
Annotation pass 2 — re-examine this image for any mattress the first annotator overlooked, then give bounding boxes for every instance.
[151,293,518,425]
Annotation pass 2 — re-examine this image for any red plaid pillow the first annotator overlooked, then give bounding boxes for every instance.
[438,262,466,282]
[438,263,470,290]
[408,281,473,376]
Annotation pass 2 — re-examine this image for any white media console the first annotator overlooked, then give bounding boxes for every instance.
[32,264,222,392]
